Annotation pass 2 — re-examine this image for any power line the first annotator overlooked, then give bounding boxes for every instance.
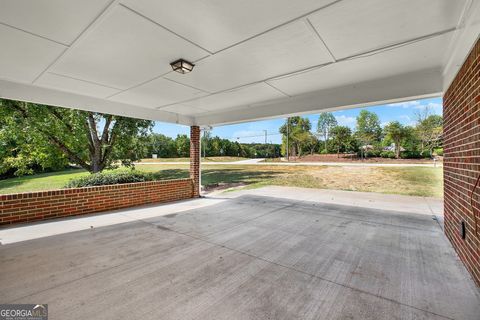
[234,133,282,140]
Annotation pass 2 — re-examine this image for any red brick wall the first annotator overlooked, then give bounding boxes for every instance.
[0,179,194,226]
[444,38,480,286]
[190,126,200,197]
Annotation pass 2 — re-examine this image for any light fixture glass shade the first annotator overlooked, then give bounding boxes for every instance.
[170,59,195,74]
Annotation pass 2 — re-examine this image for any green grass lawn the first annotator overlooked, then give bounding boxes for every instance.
[0,164,443,198]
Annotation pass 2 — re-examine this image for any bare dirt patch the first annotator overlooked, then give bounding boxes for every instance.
[283,154,440,164]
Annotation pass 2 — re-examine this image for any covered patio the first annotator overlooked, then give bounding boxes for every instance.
[1,0,480,318]
[1,187,479,319]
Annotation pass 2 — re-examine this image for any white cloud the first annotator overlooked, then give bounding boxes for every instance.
[387,101,421,108]
[335,115,356,127]
[231,130,261,139]
[381,121,391,128]
[413,102,442,111]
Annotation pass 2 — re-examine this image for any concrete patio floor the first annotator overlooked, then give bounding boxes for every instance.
[0,187,479,320]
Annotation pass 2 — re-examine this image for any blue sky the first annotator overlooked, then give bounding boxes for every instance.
[153,97,442,144]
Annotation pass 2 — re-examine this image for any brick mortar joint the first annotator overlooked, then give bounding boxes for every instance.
[0,178,194,200]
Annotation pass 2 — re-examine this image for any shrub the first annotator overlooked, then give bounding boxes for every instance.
[320,149,328,154]
[421,150,432,158]
[380,151,395,158]
[434,148,443,156]
[365,150,381,157]
[400,151,423,159]
[64,170,162,188]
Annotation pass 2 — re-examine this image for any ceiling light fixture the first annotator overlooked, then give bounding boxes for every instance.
[170,59,195,74]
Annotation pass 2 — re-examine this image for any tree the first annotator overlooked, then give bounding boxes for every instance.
[201,130,211,158]
[384,121,409,158]
[415,109,443,155]
[317,112,337,152]
[147,133,176,158]
[355,110,382,157]
[175,134,190,157]
[279,117,312,157]
[1,99,153,174]
[0,108,68,177]
[297,131,318,156]
[330,126,353,157]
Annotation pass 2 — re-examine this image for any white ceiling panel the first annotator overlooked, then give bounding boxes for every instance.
[109,77,208,109]
[0,24,65,83]
[0,0,112,45]
[308,0,466,59]
[165,20,334,92]
[121,0,337,53]
[160,104,208,116]
[35,72,120,98]
[183,83,286,111]
[51,5,209,89]
[268,33,452,96]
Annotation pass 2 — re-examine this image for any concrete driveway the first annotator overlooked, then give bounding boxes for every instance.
[0,187,478,319]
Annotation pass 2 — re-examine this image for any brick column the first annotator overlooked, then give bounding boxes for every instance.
[190,126,201,197]
[444,38,480,286]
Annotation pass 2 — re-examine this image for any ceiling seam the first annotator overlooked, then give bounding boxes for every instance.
[119,3,214,55]
[210,0,346,55]
[264,82,291,97]
[125,27,457,111]
[304,18,337,62]
[155,94,214,110]
[47,72,123,91]
[269,28,457,83]
[155,108,195,125]
[340,28,456,62]
[0,21,69,47]
[158,28,456,105]
[105,54,211,100]
[162,77,212,93]
[16,0,457,118]
[31,0,121,84]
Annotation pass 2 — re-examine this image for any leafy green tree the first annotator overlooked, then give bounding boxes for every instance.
[330,126,354,157]
[384,121,409,158]
[280,117,312,157]
[295,131,318,156]
[415,110,443,155]
[147,133,176,158]
[1,99,153,174]
[317,112,338,152]
[0,109,67,176]
[201,130,211,158]
[175,134,190,157]
[355,110,382,157]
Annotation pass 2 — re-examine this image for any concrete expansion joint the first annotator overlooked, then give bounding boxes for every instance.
[135,214,455,320]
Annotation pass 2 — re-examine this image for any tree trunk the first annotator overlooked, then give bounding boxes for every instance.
[395,141,400,159]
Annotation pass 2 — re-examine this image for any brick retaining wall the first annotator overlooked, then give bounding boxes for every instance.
[0,178,194,226]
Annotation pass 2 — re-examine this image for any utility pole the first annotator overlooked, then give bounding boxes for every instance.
[263,130,268,158]
[286,117,290,161]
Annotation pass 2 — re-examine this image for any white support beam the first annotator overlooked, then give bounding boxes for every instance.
[0,79,194,125]
[194,68,442,126]
[442,0,480,91]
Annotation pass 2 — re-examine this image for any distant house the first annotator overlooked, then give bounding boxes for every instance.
[383,143,405,152]
[361,145,375,151]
